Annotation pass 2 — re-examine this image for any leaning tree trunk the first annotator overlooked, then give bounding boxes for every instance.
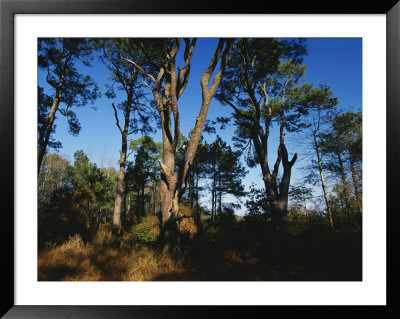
[38,90,62,175]
[314,135,334,230]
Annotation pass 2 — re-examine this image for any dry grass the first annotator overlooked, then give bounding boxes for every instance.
[38,212,362,281]
[38,235,101,281]
[38,232,189,281]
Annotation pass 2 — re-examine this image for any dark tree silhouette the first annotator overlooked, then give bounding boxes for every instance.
[37,38,99,175]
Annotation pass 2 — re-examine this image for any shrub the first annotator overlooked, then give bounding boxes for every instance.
[122,215,160,246]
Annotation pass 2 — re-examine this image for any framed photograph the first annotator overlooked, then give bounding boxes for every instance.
[1,0,399,318]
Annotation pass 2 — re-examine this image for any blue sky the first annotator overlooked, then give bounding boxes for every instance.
[39,38,362,213]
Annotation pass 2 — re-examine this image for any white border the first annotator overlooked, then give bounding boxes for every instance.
[15,14,386,305]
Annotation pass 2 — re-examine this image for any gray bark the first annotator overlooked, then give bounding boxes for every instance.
[110,133,127,246]
[313,134,334,230]
[38,89,62,175]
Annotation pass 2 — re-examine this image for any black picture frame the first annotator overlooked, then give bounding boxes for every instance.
[1,0,399,318]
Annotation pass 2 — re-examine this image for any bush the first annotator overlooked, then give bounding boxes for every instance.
[122,215,160,246]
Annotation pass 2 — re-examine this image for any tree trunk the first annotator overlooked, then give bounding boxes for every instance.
[125,193,131,227]
[159,149,177,226]
[158,146,182,255]
[195,173,199,208]
[160,181,181,256]
[314,135,334,230]
[110,136,127,246]
[350,161,362,229]
[126,38,232,252]
[194,173,200,225]
[38,92,61,175]
[135,188,141,219]
[271,198,288,232]
[337,152,353,215]
[211,169,216,223]
[141,183,145,216]
[350,161,362,215]
[218,175,222,214]
[253,134,297,232]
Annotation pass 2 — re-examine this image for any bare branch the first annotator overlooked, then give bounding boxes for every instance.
[209,39,234,96]
[290,153,298,167]
[178,179,190,200]
[201,39,225,91]
[272,144,283,180]
[112,103,123,134]
[102,45,129,94]
[141,80,152,91]
[177,38,197,98]
[126,149,134,159]
[121,56,156,83]
[281,142,297,168]
[223,98,255,123]
[258,80,269,106]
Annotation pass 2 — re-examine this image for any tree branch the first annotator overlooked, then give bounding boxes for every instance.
[121,56,156,83]
[201,39,225,92]
[223,98,255,124]
[272,144,283,180]
[103,45,129,94]
[209,39,234,96]
[177,38,197,98]
[112,103,123,134]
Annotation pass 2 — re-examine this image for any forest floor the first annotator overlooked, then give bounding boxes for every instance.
[38,216,362,281]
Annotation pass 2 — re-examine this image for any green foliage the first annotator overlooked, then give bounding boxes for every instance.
[132,224,158,244]
[71,150,116,214]
[38,38,100,136]
[99,38,157,135]
[38,153,71,204]
[321,111,362,164]
[319,111,362,219]
[125,136,163,218]
[287,208,307,235]
[215,38,309,150]
[215,207,237,226]
[207,136,247,204]
[244,184,271,218]
[123,220,160,246]
[38,150,118,248]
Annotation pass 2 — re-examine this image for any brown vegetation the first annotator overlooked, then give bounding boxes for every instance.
[38,206,362,281]
[38,233,188,281]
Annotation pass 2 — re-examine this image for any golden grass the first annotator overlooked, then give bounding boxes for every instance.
[38,233,188,281]
[38,235,101,281]
[178,206,198,238]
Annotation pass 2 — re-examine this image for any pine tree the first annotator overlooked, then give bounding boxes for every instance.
[37,38,99,175]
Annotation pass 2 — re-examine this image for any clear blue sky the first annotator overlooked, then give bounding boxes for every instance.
[39,38,362,214]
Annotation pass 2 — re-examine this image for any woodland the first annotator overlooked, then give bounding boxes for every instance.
[37,38,362,281]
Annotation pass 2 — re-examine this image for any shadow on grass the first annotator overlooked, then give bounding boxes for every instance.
[38,223,362,281]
